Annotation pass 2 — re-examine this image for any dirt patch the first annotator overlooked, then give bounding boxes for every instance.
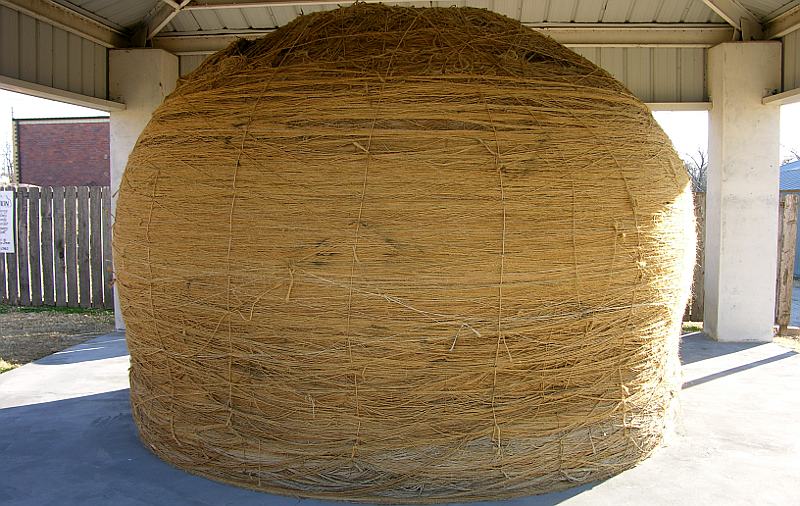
[775,335,800,353]
[0,306,115,372]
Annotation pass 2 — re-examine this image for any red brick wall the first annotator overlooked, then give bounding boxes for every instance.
[16,120,110,186]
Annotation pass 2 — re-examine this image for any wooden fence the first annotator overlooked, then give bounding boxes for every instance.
[685,192,799,328]
[0,186,113,309]
[684,193,706,322]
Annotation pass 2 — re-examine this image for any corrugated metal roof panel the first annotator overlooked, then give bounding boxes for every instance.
[739,0,800,20]
[628,0,662,22]
[547,0,577,22]
[496,45,707,102]
[602,0,633,22]
[239,7,274,28]
[190,9,225,31]
[785,28,800,90]
[0,5,107,99]
[520,0,549,22]
[574,0,607,22]
[780,160,800,191]
[683,1,724,22]
[656,0,687,22]
[57,0,160,30]
[163,1,729,34]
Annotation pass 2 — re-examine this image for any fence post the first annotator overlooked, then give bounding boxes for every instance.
[775,194,798,332]
[101,186,113,309]
[64,187,78,307]
[16,188,30,306]
[77,186,91,308]
[52,187,67,307]
[28,187,42,306]
[89,186,103,308]
[41,187,55,306]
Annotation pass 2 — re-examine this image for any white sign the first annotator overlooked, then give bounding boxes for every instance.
[0,190,14,254]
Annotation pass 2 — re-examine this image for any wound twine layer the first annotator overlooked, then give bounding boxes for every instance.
[113,4,696,503]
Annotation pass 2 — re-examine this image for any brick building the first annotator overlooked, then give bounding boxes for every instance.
[13,117,110,186]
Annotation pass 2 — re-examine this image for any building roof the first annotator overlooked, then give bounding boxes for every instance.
[780,159,800,191]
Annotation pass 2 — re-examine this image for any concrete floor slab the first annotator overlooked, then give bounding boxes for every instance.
[0,333,798,506]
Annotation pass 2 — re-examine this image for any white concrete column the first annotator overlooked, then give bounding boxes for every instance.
[705,42,782,342]
[108,49,178,330]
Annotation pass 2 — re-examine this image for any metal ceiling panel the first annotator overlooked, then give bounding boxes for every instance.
[519,0,548,22]
[602,0,635,22]
[1,4,107,99]
[738,0,800,20]
[785,27,800,89]
[656,0,692,22]
[161,0,730,34]
[188,9,225,31]
[547,0,578,22]
[683,1,723,22]
[57,0,160,30]
[267,5,300,26]
[574,0,608,22]
[214,8,250,29]
[238,7,274,28]
[628,0,661,22]
[491,0,522,19]
[163,11,200,32]
[571,46,706,102]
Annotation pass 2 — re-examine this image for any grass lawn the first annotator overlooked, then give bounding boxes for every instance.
[681,321,703,334]
[0,304,115,373]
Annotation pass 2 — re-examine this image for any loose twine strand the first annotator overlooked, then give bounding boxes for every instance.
[114,4,696,503]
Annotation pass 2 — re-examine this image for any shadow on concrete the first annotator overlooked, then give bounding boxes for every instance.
[679,332,765,365]
[35,333,128,365]
[471,482,601,506]
[682,350,797,389]
[0,388,600,506]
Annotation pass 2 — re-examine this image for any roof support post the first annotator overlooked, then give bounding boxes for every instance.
[108,49,179,329]
[704,41,782,342]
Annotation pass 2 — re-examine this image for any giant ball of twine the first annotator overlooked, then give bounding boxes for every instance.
[113,4,696,503]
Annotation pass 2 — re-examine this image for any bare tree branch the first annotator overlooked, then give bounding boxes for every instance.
[784,148,800,164]
[0,142,13,184]
[684,148,707,193]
